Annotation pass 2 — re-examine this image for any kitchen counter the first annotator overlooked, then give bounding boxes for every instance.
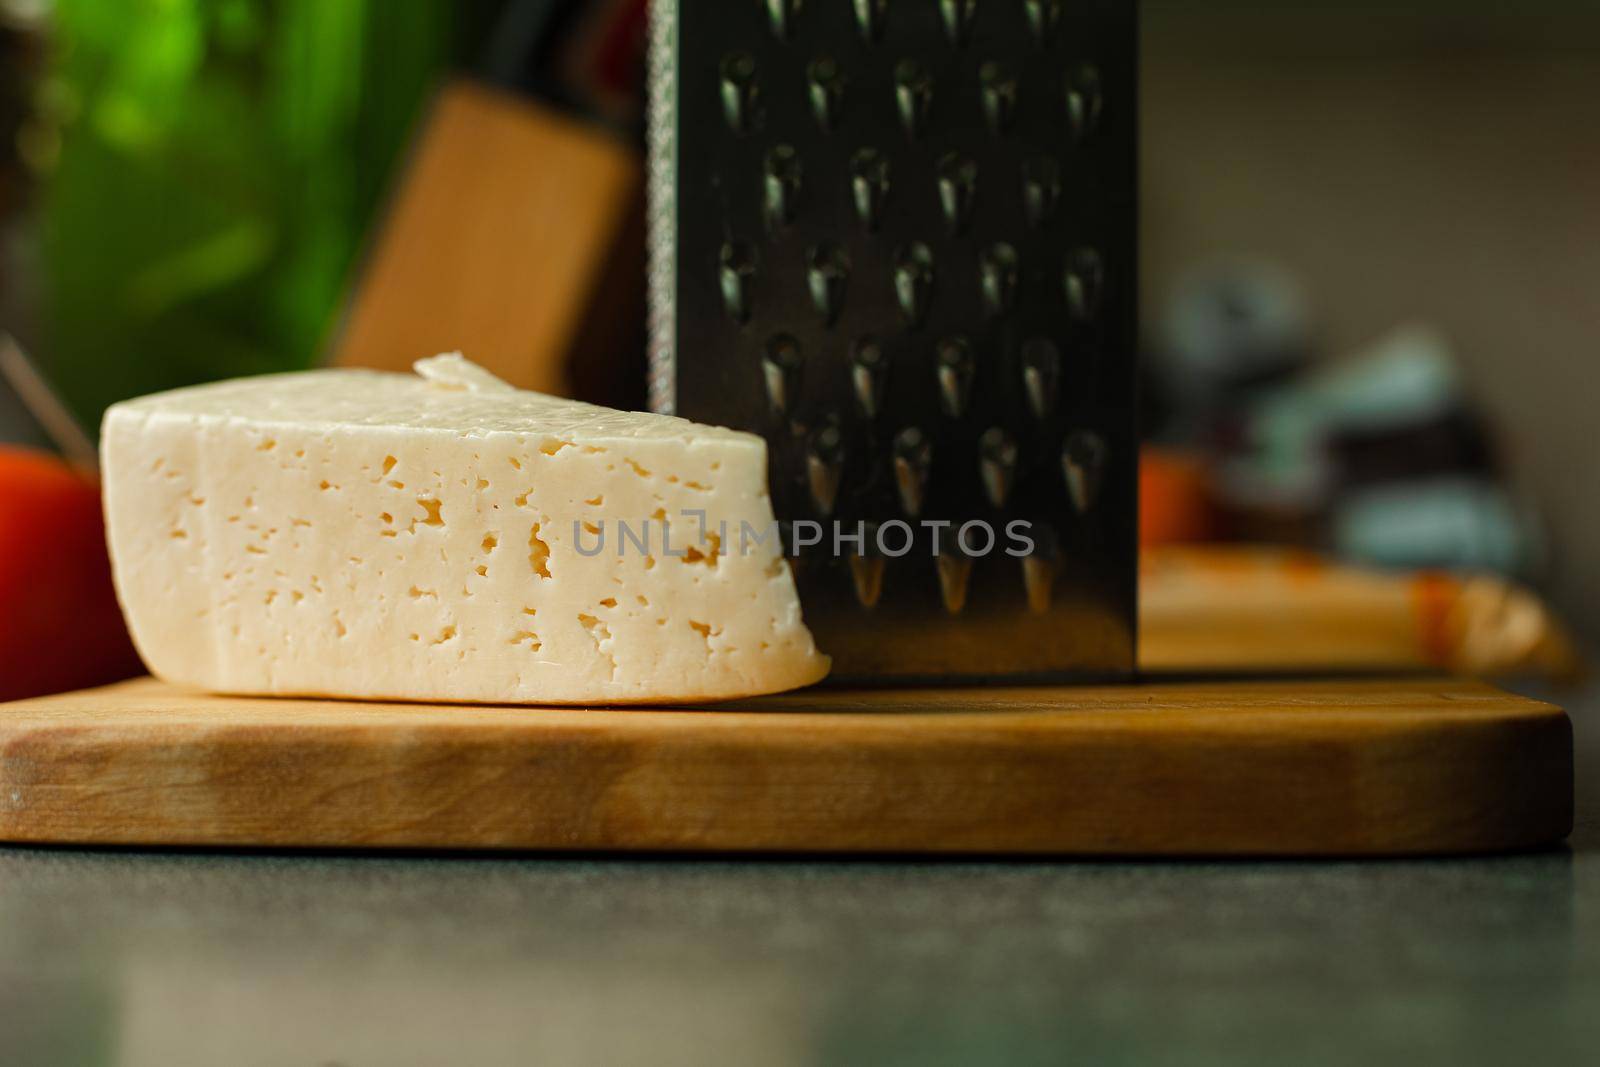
[3,677,1595,1067]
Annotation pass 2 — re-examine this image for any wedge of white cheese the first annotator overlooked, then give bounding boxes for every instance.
[101,355,829,703]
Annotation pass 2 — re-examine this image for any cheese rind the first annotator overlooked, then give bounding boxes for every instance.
[101,357,829,703]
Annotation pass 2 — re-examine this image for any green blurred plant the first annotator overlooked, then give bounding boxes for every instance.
[36,0,468,428]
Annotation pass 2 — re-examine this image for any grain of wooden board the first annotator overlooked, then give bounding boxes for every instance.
[0,676,1572,856]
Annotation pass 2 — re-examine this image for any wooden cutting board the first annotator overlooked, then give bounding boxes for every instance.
[0,676,1571,856]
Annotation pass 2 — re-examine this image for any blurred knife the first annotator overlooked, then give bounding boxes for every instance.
[0,331,97,472]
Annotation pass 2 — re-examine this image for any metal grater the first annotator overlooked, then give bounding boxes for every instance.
[647,0,1137,683]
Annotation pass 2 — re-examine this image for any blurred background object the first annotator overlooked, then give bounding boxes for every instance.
[331,0,648,409]
[0,0,1595,679]
[1,0,48,451]
[1,330,94,464]
[1139,544,1583,683]
[1152,320,1538,574]
[1141,0,1600,646]
[21,0,498,425]
[0,440,141,700]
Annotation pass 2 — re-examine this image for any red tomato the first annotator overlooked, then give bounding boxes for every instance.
[0,447,143,701]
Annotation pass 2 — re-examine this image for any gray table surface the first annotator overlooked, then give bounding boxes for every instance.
[3,677,1595,1067]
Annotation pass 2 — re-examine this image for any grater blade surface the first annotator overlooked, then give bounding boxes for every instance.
[649,0,1138,683]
